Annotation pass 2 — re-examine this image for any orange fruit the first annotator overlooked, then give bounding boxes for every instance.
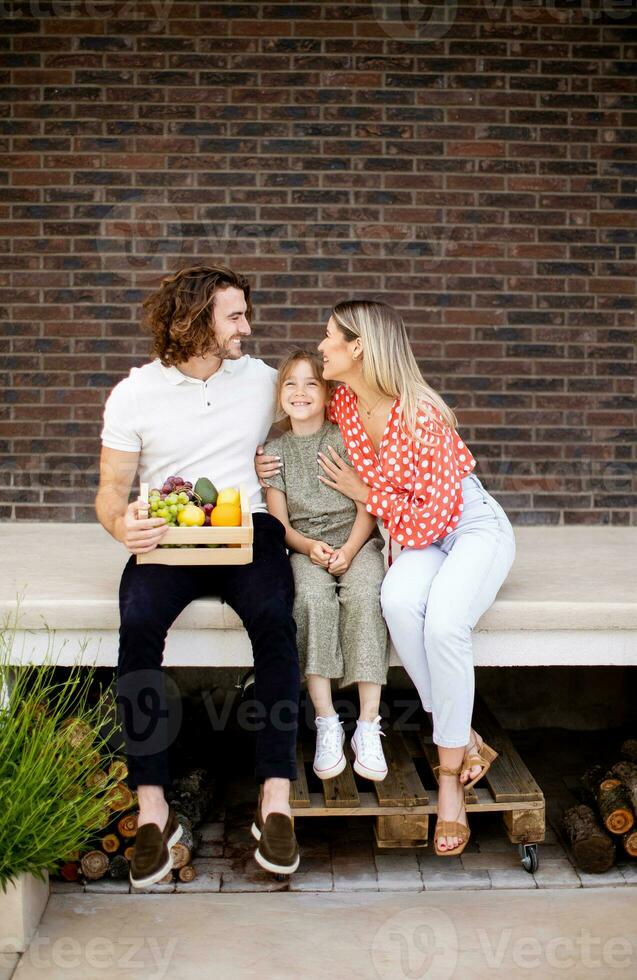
[210,503,241,527]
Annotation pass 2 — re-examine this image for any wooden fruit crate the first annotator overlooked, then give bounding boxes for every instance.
[136,482,253,566]
[289,695,545,866]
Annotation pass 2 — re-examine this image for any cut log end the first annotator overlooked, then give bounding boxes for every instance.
[80,850,109,881]
[106,782,135,813]
[611,761,637,814]
[86,769,108,790]
[623,829,637,858]
[59,861,80,882]
[108,760,128,782]
[117,813,138,839]
[100,833,120,854]
[598,780,635,836]
[170,842,192,870]
[108,855,130,880]
[572,837,616,875]
[178,864,196,883]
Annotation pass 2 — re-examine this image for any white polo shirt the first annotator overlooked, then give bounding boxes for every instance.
[100,356,277,513]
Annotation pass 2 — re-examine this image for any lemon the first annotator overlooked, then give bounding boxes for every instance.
[216,487,240,506]
[177,503,205,527]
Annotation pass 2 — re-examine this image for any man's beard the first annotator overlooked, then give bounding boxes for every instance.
[207,336,243,360]
[220,336,243,360]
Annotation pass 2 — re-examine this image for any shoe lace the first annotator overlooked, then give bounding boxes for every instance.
[357,716,386,762]
[315,716,342,754]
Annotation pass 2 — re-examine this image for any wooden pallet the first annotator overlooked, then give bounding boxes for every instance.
[290,696,545,849]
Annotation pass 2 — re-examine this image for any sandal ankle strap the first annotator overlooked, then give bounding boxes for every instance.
[433,763,463,777]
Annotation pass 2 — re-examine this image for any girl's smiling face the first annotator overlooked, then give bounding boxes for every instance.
[280,358,329,426]
[318,316,360,383]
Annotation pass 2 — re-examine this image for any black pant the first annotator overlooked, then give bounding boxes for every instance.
[116,512,300,789]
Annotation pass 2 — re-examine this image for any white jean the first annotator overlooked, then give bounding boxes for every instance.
[380,473,516,748]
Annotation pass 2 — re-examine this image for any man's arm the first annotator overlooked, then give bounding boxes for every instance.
[95,446,168,554]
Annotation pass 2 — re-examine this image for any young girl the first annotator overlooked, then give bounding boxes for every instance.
[263,349,390,783]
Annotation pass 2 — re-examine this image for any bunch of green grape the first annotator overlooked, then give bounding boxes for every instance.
[148,488,191,526]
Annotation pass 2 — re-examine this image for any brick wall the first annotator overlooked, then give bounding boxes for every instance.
[1,0,635,523]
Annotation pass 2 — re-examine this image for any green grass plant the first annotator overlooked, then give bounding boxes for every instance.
[0,616,123,890]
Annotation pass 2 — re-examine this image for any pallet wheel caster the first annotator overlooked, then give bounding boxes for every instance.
[519,843,539,873]
[235,670,255,696]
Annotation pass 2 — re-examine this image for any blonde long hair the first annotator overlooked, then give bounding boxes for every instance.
[331,300,458,436]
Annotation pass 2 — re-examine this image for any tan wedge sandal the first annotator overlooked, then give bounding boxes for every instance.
[461,733,499,791]
[433,763,471,857]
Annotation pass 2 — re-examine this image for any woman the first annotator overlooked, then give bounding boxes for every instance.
[259,300,515,856]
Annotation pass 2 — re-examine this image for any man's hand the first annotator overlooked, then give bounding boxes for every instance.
[308,539,334,569]
[255,444,281,487]
[327,545,352,577]
[114,500,169,555]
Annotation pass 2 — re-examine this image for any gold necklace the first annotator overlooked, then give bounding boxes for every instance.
[358,393,389,418]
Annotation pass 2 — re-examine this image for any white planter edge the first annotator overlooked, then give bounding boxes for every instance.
[0,869,50,954]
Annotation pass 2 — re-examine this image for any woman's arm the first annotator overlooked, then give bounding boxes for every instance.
[265,487,334,568]
[365,414,464,549]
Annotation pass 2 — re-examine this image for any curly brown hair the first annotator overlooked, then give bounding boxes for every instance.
[143,264,253,367]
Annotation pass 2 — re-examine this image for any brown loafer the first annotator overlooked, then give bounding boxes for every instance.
[130,806,183,888]
[252,797,300,875]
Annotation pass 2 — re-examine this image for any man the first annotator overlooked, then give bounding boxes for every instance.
[95,264,300,887]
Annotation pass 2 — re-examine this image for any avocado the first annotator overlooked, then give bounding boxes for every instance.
[194,477,218,506]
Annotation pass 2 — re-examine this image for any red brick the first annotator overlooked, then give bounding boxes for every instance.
[0,6,634,524]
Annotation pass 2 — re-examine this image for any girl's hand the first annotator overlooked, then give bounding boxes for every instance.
[318,446,368,503]
[327,545,352,576]
[255,444,281,487]
[308,540,334,568]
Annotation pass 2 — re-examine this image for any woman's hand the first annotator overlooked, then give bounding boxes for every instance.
[255,444,281,487]
[318,446,368,503]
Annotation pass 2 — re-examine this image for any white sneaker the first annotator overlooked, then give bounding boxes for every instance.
[351,716,388,781]
[313,715,346,780]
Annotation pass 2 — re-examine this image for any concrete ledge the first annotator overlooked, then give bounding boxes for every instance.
[6,627,635,669]
[3,522,637,667]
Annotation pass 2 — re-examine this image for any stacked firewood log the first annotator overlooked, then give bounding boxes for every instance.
[562,738,637,874]
[58,762,214,886]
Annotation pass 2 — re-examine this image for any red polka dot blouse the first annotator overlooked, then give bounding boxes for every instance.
[328,384,477,549]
